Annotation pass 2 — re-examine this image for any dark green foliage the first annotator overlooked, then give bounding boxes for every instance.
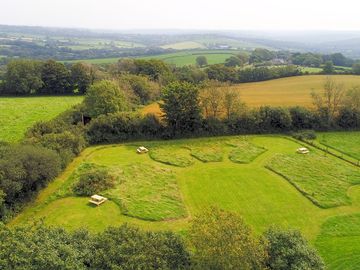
[0,144,61,219]
[40,60,72,94]
[86,112,142,144]
[249,48,275,63]
[73,167,114,196]
[3,59,43,95]
[174,65,208,84]
[189,207,267,270]
[323,61,334,74]
[133,59,172,81]
[289,107,315,130]
[161,81,202,135]
[225,56,243,67]
[196,56,208,67]
[292,130,317,141]
[258,106,292,132]
[352,62,360,74]
[291,53,323,67]
[264,227,325,270]
[0,223,190,270]
[119,74,161,104]
[71,62,92,94]
[83,80,129,117]
[0,223,92,270]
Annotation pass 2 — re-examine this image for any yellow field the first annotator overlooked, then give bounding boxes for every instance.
[142,75,360,115]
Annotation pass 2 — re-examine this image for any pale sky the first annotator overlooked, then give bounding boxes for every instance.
[1,0,360,31]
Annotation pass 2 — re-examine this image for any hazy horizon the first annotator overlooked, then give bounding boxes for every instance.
[2,0,360,31]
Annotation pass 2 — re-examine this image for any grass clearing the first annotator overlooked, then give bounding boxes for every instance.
[10,134,360,269]
[266,152,360,208]
[0,96,83,142]
[315,213,360,270]
[110,163,187,221]
[318,131,360,160]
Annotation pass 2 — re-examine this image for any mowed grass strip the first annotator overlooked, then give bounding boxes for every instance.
[318,131,360,160]
[227,139,267,163]
[149,146,194,167]
[109,163,187,221]
[315,213,360,270]
[0,96,83,142]
[266,152,360,208]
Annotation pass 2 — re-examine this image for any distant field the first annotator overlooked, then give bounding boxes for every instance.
[0,96,83,142]
[143,75,360,115]
[160,41,205,50]
[63,49,240,66]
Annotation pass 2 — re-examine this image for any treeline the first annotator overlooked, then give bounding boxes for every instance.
[0,207,324,270]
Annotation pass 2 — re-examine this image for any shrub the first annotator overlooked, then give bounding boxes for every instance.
[189,207,267,269]
[292,130,317,141]
[264,227,325,270]
[73,168,114,196]
[83,80,129,117]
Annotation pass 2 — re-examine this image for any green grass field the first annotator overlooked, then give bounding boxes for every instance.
[10,133,360,269]
[0,96,83,142]
[317,131,360,160]
[63,50,240,66]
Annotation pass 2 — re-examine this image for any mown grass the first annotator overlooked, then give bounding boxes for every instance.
[10,135,360,269]
[315,213,360,270]
[318,131,360,160]
[0,96,83,142]
[266,152,360,208]
[160,41,205,50]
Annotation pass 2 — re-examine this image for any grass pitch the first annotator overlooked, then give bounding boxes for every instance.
[10,134,360,269]
[0,96,83,142]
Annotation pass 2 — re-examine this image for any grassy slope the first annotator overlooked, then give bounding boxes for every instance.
[0,96,83,142]
[142,75,360,116]
[317,131,360,160]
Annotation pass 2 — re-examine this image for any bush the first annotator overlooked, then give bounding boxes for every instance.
[83,80,129,117]
[73,168,114,196]
[0,144,61,220]
[292,130,317,141]
[264,227,325,270]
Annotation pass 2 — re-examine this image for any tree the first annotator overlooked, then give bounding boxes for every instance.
[71,62,92,94]
[160,81,202,134]
[118,74,160,104]
[3,59,43,95]
[352,62,360,75]
[311,77,346,126]
[264,227,324,270]
[89,225,190,269]
[344,86,360,112]
[189,207,267,270]
[322,61,334,74]
[249,48,274,63]
[196,56,208,67]
[258,106,292,131]
[199,81,224,119]
[40,60,72,94]
[223,87,244,120]
[225,56,242,67]
[83,80,128,117]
